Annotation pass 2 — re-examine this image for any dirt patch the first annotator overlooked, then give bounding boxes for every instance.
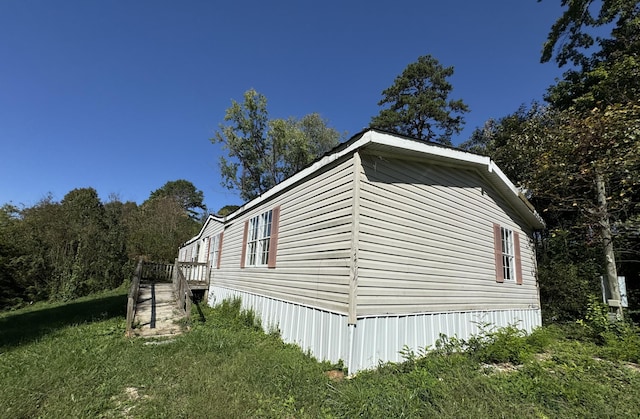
[624,362,640,373]
[325,370,346,381]
[110,386,151,418]
[481,362,521,374]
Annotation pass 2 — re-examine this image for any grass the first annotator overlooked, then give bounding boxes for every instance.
[1,291,640,418]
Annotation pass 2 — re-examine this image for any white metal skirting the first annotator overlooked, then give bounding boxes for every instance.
[209,286,542,373]
[350,308,542,372]
[210,286,350,365]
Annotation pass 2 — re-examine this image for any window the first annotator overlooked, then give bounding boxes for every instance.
[209,232,223,269]
[501,227,515,281]
[493,223,523,284]
[209,235,218,268]
[194,243,200,262]
[247,209,272,266]
[241,206,280,268]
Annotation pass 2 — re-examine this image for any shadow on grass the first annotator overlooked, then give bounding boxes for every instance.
[0,291,127,351]
[191,290,207,323]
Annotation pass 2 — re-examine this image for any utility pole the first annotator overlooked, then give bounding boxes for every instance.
[596,170,623,320]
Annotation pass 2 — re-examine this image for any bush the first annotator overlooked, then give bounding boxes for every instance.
[215,297,262,330]
[427,323,554,365]
[539,261,599,323]
[577,295,640,362]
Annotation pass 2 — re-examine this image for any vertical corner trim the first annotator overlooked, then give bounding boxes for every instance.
[348,151,362,325]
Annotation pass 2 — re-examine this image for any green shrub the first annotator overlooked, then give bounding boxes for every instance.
[538,255,600,323]
[428,323,553,365]
[576,295,640,362]
[215,297,262,330]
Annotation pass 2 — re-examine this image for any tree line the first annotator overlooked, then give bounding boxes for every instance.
[0,180,204,309]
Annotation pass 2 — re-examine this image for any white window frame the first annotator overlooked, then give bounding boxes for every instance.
[501,227,516,281]
[209,234,220,269]
[246,209,273,267]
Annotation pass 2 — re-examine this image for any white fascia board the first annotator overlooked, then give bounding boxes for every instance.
[487,160,519,196]
[487,161,546,229]
[181,214,225,247]
[368,130,490,166]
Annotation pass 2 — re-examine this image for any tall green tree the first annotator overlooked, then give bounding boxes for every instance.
[370,55,469,145]
[541,0,640,110]
[0,204,25,308]
[270,113,343,179]
[128,188,202,262]
[540,0,639,67]
[212,89,341,201]
[213,89,270,202]
[149,179,206,220]
[0,189,130,303]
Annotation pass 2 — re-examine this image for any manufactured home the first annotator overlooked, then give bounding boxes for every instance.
[179,129,545,372]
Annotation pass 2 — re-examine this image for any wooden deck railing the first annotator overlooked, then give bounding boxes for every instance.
[125,258,144,335]
[176,261,208,283]
[173,260,194,318]
[141,261,174,282]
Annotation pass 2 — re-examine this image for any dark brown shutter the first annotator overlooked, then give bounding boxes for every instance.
[217,232,224,269]
[514,232,523,285]
[493,223,504,283]
[240,221,248,268]
[268,206,281,269]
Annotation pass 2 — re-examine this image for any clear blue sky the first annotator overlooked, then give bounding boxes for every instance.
[0,0,567,213]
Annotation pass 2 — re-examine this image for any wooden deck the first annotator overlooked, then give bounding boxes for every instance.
[188,281,209,290]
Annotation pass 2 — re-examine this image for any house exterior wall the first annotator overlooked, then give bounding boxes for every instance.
[184,130,544,373]
[356,151,540,316]
[179,219,224,264]
[213,156,355,315]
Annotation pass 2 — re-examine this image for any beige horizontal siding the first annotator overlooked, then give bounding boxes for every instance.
[356,152,539,315]
[214,156,354,314]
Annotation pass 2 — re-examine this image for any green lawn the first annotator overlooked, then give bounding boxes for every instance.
[1,290,639,418]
